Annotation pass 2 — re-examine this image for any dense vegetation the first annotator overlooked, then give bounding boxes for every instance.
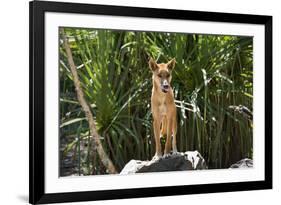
[59,28,253,176]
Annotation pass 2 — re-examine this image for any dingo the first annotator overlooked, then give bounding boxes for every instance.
[149,58,178,160]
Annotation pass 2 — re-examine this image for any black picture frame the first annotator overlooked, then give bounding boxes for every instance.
[29,0,272,204]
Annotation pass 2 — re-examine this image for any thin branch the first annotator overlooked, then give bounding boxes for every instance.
[61,28,117,174]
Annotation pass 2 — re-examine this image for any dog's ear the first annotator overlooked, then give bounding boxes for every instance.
[149,58,158,72]
[167,58,176,71]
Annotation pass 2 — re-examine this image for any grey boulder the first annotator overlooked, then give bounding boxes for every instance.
[120,150,207,174]
[229,158,253,168]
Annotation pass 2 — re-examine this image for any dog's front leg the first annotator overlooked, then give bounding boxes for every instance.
[163,117,172,158]
[152,118,162,160]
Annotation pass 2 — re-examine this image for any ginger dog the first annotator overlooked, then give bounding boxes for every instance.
[149,58,178,160]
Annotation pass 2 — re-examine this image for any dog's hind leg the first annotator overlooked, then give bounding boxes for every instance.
[172,115,178,154]
[160,116,167,138]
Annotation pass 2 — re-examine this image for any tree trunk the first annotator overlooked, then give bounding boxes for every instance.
[61,28,117,174]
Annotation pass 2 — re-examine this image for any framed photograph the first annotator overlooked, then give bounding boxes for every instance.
[29,0,272,204]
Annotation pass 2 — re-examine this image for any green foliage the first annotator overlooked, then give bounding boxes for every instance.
[60,28,253,175]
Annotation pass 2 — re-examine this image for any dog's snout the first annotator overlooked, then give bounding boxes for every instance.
[163,80,169,86]
[161,80,170,91]
[163,85,169,89]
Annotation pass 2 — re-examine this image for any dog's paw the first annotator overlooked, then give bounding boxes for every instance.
[172,147,180,155]
[152,154,162,161]
[163,153,171,159]
[172,151,180,156]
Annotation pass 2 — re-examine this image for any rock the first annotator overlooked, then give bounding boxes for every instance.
[120,150,207,174]
[119,160,148,174]
[184,151,207,170]
[229,158,253,168]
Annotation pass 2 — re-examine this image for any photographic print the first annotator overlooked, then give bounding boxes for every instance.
[59,27,253,176]
[30,1,272,203]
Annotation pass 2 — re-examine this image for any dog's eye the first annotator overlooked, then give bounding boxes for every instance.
[166,74,170,78]
[157,74,162,78]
